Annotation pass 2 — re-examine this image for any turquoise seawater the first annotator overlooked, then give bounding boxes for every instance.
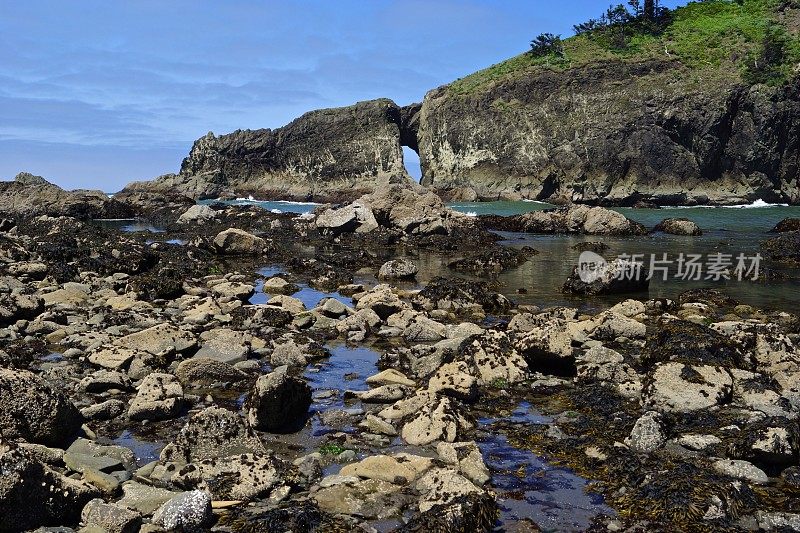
[111,198,800,311]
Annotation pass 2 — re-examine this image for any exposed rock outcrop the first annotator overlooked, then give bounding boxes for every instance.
[122,99,414,202]
[479,205,646,235]
[0,173,133,219]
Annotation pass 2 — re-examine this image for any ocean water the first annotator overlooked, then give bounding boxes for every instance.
[199,196,319,214]
[112,198,800,311]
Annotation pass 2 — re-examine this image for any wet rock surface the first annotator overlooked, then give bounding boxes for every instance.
[0,194,798,532]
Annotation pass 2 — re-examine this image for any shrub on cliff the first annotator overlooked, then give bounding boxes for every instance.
[743,21,791,85]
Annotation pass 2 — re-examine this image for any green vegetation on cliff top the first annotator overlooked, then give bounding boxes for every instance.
[449,0,800,95]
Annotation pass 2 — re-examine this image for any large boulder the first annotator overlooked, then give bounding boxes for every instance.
[246,366,312,432]
[762,231,800,263]
[315,201,378,235]
[0,368,83,447]
[769,218,800,233]
[377,259,419,280]
[212,228,266,255]
[314,185,468,236]
[644,362,733,413]
[160,407,265,463]
[0,445,99,530]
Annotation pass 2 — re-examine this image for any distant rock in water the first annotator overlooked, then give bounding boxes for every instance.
[0,172,133,220]
[479,205,647,236]
[653,218,702,236]
[122,99,418,202]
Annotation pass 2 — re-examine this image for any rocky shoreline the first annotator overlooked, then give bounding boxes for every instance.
[1,182,800,532]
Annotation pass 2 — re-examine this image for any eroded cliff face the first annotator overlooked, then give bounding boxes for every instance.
[124,99,414,202]
[417,60,800,206]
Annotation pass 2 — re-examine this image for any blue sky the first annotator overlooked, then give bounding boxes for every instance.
[1,0,682,191]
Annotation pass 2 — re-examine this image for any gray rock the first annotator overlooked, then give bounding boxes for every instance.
[171,453,288,501]
[269,339,308,368]
[116,323,197,356]
[401,394,472,446]
[0,277,44,324]
[81,499,141,533]
[127,373,184,421]
[195,328,251,364]
[152,490,212,532]
[160,406,266,463]
[175,357,247,386]
[653,217,702,236]
[79,370,131,393]
[644,362,733,413]
[117,481,181,515]
[212,228,266,255]
[246,366,312,431]
[0,367,83,447]
[81,399,126,421]
[177,204,217,224]
[563,257,649,296]
[713,459,769,484]
[436,441,490,485]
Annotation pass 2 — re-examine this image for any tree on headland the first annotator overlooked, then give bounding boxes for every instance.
[529,33,564,57]
[569,0,670,50]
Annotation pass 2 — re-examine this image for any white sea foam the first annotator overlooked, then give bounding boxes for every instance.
[464,211,478,217]
[270,208,282,214]
[721,199,788,209]
[663,199,788,209]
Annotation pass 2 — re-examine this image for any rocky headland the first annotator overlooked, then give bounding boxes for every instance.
[117,0,800,206]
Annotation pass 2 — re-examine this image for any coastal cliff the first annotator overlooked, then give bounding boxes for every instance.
[418,60,800,205]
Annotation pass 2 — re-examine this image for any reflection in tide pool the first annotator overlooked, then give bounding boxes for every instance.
[478,403,614,532]
[112,430,164,467]
[478,434,613,532]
